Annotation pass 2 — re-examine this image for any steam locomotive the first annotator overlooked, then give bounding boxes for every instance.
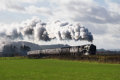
[27,44,96,58]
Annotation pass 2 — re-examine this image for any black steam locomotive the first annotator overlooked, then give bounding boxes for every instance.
[27,44,96,58]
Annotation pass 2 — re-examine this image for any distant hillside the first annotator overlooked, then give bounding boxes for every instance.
[97,48,120,55]
[97,49,106,52]
[97,48,120,52]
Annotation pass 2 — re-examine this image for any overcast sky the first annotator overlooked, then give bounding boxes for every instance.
[0,0,120,49]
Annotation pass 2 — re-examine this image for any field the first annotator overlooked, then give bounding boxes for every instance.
[0,57,120,80]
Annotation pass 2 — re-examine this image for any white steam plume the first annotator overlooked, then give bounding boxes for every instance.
[0,17,93,42]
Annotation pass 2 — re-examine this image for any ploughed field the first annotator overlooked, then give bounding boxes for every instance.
[0,57,120,80]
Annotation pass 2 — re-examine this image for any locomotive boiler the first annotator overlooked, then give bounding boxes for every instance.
[27,44,96,58]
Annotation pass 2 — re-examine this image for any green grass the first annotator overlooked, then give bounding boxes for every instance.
[0,57,120,80]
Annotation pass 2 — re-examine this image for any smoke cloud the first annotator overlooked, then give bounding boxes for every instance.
[0,17,93,42]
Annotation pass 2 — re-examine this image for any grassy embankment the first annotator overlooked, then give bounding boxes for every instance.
[0,57,120,80]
